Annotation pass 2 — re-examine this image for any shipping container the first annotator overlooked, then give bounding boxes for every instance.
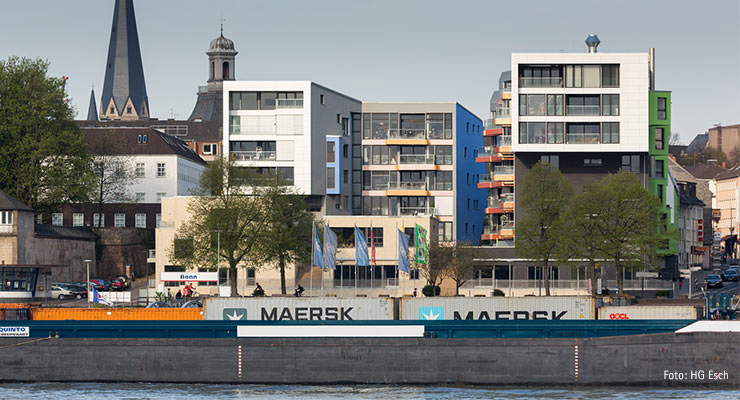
[31,308,203,321]
[203,297,394,321]
[400,296,595,320]
[598,305,698,320]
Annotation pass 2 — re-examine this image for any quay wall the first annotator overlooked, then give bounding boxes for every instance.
[0,332,737,387]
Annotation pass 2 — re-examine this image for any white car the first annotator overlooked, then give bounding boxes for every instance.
[50,283,87,300]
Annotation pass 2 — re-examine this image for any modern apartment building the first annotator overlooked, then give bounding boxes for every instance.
[476,36,678,292]
[358,103,485,244]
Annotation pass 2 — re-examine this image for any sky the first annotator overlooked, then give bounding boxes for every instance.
[1,0,738,144]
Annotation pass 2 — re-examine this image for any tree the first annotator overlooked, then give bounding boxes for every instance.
[417,240,450,296]
[0,56,94,215]
[256,184,316,295]
[86,135,139,221]
[669,132,682,146]
[586,172,663,295]
[170,156,272,296]
[515,161,573,296]
[444,241,476,296]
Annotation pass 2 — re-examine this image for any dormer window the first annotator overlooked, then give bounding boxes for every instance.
[137,135,142,144]
[142,135,148,144]
[126,106,132,114]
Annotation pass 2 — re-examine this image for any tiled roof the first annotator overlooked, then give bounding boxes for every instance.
[34,224,97,241]
[76,119,221,142]
[81,127,206,165]
[0,190,32,211]
[684,163,729,179]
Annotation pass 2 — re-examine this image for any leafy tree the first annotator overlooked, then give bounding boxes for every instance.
[0,56,94,215]
[444,241,476,296]
[170,156,272,296]
[515,161,573,296]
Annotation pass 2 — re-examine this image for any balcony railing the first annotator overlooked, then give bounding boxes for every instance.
[232,150,277,161]
[488,193,514,208]
[495,107,511,118]
[477,146,493,157]
[399,206,436,216]
[519,77,563,88]
[493,166,514,175]
[389,129,426,140]
[398,154,435,164]
[484,119,497,129]
[390,181,427,190]
[432,182,452,191]
[566,105,600,116]
[566,133,601,144]
[276,98,304,109]
[435,155,453,165]
[479,173,492,183]
[498,135,512,146]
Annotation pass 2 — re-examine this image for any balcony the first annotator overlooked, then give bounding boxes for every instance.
[519,77,563,88]
[495,107,511,118]
[566,105,600,116]
[487,193,515,209]
[484,119,497,130]
[276,98,304,109]
[389,129,426,140]
[390,181,427,190]
[232,150,277,161]
[431,182,452,191]
[477,146,493,157]
[435,154,453,165]
[493,166,514,176]
[398,154,435,164]
[399,206,436,216]
[498,135,512,146]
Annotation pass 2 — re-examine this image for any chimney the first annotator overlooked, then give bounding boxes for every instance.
[585,34,600,53]
[649,48,655,90]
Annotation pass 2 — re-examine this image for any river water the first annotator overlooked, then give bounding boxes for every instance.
[0,383,737,399]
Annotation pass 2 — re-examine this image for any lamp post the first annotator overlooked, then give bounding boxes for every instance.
[83,258,93,305]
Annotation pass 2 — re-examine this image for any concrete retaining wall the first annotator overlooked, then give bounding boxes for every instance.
[0,333,737,386]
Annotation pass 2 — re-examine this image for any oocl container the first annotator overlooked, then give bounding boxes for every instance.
[400,296,595,320]
[31,308,203,320]
[598,305,698,320]
[203,297,394,321]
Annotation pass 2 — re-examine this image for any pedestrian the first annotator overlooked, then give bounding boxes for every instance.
[175,290,182,299]
[183,284,191,298]
[413,288,417,297]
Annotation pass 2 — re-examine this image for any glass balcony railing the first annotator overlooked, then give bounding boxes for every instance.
[498,135,512,146]
[566,105,600,116]
[484,119,497,129]
[477,146,493,157]
[276,99,304,109]
[495,107,511,118]
[493,166,514,175]
[478,173,492,183]
[398,206,436,216]
[389,129,426,140]
[566,133,601,144]
[390,181,427,190]
[232,151,277,161]
[432,182,452,191]
[398,154,435,164]
[435,155,453,165]
[487,193,514,208]
[519,77,563,88]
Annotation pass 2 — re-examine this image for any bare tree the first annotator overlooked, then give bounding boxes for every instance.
[444,241,476,296]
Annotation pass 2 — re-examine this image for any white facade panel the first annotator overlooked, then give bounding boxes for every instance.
[276,140,295,161]
[126,154,204,203]
[435,196,454,215]
[511,53,649,153]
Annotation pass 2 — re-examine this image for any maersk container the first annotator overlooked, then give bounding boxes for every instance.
[598,305,698,320]
[203,297,394,321]
[400,296,595,320]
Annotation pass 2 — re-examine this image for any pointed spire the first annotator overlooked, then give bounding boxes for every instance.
[87,88,98,121]
[100,0,149,120]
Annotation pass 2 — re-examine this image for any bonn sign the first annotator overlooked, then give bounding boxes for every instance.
[160,272,218,282]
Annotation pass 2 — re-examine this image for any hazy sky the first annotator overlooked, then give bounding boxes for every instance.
[1,0,738,143]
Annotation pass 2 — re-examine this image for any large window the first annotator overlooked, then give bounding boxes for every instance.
[135,213,146,228]
[547,94,563,116]
[327,142,336,163]
[439,222,453,242]
[93,213,104,228]
[657,97,667,120]
[372,113,390,139]
[135,163,145,178]
[427,113,444,139]
[240,167,295,186]
[621,155,641,173]
[72,213,84,227]
[52,213,63,226]
[655,159,664,178]
[602,122,620,144]
[327,167,336,189]
[230,91,303,110]
[566,123,601,144]
[601,65,619,88]
[527,122,546,144]
[363,196,389,216]
[602,94,619,116]
[527,95,546,116]
[547,122,564,144]
[230,141,277,161]
[565,64,619,88]
[540,155,559,169]
[566,95,600,116]
[399,114,425,139]
[655,127,665,150]
[519,65,563,88]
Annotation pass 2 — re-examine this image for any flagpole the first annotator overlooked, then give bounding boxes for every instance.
[310,223,314,297]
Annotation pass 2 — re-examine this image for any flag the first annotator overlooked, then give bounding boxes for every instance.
[323,224,337,270]
[370,224,376,265]
[92,286,112,306]
[398,229,410,273]
[312,223,323,268]
[415,224,428,264]
[354,225,369,266]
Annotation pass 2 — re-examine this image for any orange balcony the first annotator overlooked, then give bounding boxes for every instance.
[483,127,503,136]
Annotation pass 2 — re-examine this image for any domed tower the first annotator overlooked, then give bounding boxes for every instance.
[189,27,238,121]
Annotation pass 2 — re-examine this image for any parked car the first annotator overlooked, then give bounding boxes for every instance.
[78,280,104,291]
[90,279,111,291]
[722,269,739,282]
[115,275,130,288]
[705,274,723,288]
[181,299,202,308]
[110,278,126,291]
[145,301,172,308]
[51,283,87,300]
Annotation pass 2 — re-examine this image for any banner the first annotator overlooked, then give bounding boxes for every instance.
[415,224,428,264]
[323,225,337,270]
[355,225,369,266]
[398,229,410,273]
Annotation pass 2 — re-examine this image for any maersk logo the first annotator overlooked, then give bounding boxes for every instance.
[418,306,444,320]
[223,308,247,320]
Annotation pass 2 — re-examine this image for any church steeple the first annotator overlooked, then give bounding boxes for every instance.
[100,0,149,120]
[87,88,98,121]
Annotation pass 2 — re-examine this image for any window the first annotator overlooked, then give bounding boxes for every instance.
[439,222,453,242]
[72,213,84,227]
[343,144,349,158]
[426,113,444,139]
[602,122,620,144]
[320,94,325,105]
[547,94,563,116]
[0,211,12,225]
[466,122,470,134]
[655,159,664,178]
[565,65,582,88]
[540,155,559,169]
[343,169,349,184]
[527,122,546,144]
[657,97,667,120]
[601,65,619,87]
[567,123,601,144]
[519,122,527,144]
[602,94,619,116]
[135,213,146,228]
[93,213,104,228]
[546,122,564,144]
[135,193,145,202]
[137,135,142,144]
[135,163,145,178]
[52,213,63,226]
[566,95,600,116]
[655,128,665,150]
[519,65,563,88]
[466,173,470,185]
[467,198,471,209]
[583,65,601,87]
[518,94,527,116]
[657,184,664,203]
[584,158,602,167]
[157,163,166,177]
[526,94,546,116]
[142,135,147,144]
[621,155,641,173]
[474,200,479,209]
[464,147,468,159]
[327,167,336,189]
[157,192,166,202]
[114,213,125,228]
[203,143,216,155]
[327,142,335,163]
[528,266,543,280]
[156,213,162,228]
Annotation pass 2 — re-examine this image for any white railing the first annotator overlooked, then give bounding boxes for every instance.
[232,151,277,161]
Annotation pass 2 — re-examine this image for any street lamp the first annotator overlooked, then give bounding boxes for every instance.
[83,258,93,305]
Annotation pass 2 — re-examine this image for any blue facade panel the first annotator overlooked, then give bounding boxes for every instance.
[454,104,485,245]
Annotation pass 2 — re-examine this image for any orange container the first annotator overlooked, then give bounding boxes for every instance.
[31,307,203,320]
[0,303,39,309]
